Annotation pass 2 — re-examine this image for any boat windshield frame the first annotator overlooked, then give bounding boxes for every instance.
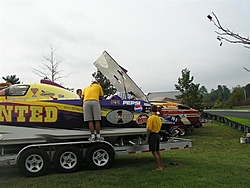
[0,85,30,96]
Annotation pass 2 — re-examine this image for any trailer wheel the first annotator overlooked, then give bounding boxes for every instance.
[178,126,187,136]
[85,144,114,170]
[18,148,50,177]
[53,146,83,173]
[194,121,202,128]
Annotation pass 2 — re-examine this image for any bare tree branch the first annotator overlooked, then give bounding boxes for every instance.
[32,45,70,82]
[207,12,250,48]
[243,67,250,72]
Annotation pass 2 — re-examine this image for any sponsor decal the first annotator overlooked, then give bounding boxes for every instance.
[143,103,151,107]
[31,88,38,98]
[40,90,57,100]
[63,105,82,112]
[123,101,141,105]
[111,100,121,104]
[106,109,133,124]
[144,108,151,113]
[58,94,65,98]
[0,105,58,123]
[31,88,38,95]
[160,116,176,124]
[40,90,55,97]
[136,114,149,127]
[180,114,187,118]
[7,97,28,101]
[162,115,180,123]
[134,104,143,113]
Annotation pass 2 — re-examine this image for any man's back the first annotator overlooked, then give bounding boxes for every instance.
[83,83,103,101]
[147,115,162,133]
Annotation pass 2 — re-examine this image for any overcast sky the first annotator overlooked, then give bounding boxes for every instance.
[0,0,249,94]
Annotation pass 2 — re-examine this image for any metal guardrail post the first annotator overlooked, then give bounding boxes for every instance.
[203,112,250,133]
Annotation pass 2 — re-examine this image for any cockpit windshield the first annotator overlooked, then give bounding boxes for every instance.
[0,85,29,96]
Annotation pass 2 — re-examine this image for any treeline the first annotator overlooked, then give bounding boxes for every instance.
[202,84,250,109]
[174,68,250,110]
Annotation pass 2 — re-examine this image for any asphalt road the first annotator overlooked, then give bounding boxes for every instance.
[204,110,250,120]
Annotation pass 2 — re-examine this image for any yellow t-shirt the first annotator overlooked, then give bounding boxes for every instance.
[146,114,162,133]
[83,83,104,101]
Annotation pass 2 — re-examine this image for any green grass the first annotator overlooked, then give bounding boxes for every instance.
[233,108,250,110]
[225,116,250,126]
[1,122,250,188]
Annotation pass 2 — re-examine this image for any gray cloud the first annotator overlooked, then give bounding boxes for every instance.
[0,0,249,93]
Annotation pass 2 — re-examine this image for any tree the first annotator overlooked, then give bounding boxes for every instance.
[242,84,250,105]
[216,85,231,102]
[221,85,231,101]
[245,84,250,99]
[213,99,224,109]
[199,86,208,95]
[175,68,203,109]
[207,12,250,49]
[2,75,21,85]
[227,86,245,107]
[202,85,231,108]
[200,86,214,109]
[32,45,69,82]
[92,70,116,98]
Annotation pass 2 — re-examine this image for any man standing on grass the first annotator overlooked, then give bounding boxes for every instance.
[146,105,163,170]
[82,80,104,142]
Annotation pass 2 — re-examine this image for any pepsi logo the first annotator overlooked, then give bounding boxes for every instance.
[134,105,143,113]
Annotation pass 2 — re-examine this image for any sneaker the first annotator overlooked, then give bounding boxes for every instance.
[96,136,104,142]
[88,137,96,142]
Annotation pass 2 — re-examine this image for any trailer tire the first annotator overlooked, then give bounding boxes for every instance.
[85,143,114,170]
[18,148,50,177]
[53,146,83,173]
[178,126,187,136]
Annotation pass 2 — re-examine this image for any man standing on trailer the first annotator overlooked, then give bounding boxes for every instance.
[76,89,82,98]
[146,105,163,170]
[82,80,104,142]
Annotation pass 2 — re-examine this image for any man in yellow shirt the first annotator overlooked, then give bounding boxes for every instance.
[82,81,104,142]
[146,105,163,170]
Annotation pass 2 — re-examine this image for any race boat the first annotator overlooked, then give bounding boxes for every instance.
[151,101,201,127]
[0,51,200,144]
[0,82,152,143]
[151,101,201,135]
[0,79,151,129]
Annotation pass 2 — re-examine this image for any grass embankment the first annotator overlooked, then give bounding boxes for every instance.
[0,122,250,188]
[230,108,250,110]
[225,116,250,126]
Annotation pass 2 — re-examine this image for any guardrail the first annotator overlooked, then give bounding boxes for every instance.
[202,112,250,133]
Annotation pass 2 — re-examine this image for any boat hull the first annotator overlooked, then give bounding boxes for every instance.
[0,98,200,130]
